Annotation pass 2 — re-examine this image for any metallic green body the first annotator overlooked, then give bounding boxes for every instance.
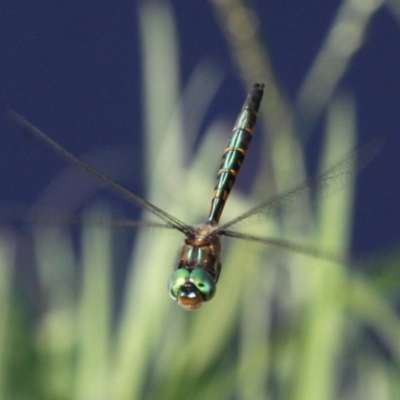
[171,84,264,309]
[208,84,264,223]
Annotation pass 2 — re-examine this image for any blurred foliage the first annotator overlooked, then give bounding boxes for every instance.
[1,0,400,399]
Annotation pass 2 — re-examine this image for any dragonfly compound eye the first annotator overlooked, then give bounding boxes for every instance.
[167,268,216,310]
[189,269,216,301]
[168,269,191,300]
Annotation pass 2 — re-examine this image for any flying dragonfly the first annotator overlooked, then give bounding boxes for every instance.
[7,84,383,310]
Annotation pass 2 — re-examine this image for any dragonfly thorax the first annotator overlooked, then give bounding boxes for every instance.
[183,223,221,266]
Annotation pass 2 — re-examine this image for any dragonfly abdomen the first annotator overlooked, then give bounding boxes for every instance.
[208,83,264,223]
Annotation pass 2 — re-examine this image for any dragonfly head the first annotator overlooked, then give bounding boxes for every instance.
[168,268,216,310]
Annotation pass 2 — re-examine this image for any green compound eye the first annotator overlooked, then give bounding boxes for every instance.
[190,269,216,301]
[168,269,191,300]
[167,269,216,303]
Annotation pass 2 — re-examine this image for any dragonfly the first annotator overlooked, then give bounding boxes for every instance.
[7,84,382,310]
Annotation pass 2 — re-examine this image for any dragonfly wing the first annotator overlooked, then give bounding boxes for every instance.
[222,230,348,265]
[26,214,176,230]
[0,204,166,229]
[215,138,385,233]
[7,109,194,235]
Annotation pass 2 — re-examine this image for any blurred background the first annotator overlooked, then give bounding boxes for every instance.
[0,1,400,399]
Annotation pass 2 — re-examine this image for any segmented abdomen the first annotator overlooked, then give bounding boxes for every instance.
[208,83,264,223]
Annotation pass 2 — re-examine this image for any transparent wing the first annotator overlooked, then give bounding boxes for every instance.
[216,138,385,234]
[7,110,193,235]
[222,230,347,265]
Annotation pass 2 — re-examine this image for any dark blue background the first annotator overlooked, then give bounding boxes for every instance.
[1,1,399,259]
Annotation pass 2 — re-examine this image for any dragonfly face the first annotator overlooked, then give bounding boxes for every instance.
[168,268,216,310]
[168,222,221,310]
